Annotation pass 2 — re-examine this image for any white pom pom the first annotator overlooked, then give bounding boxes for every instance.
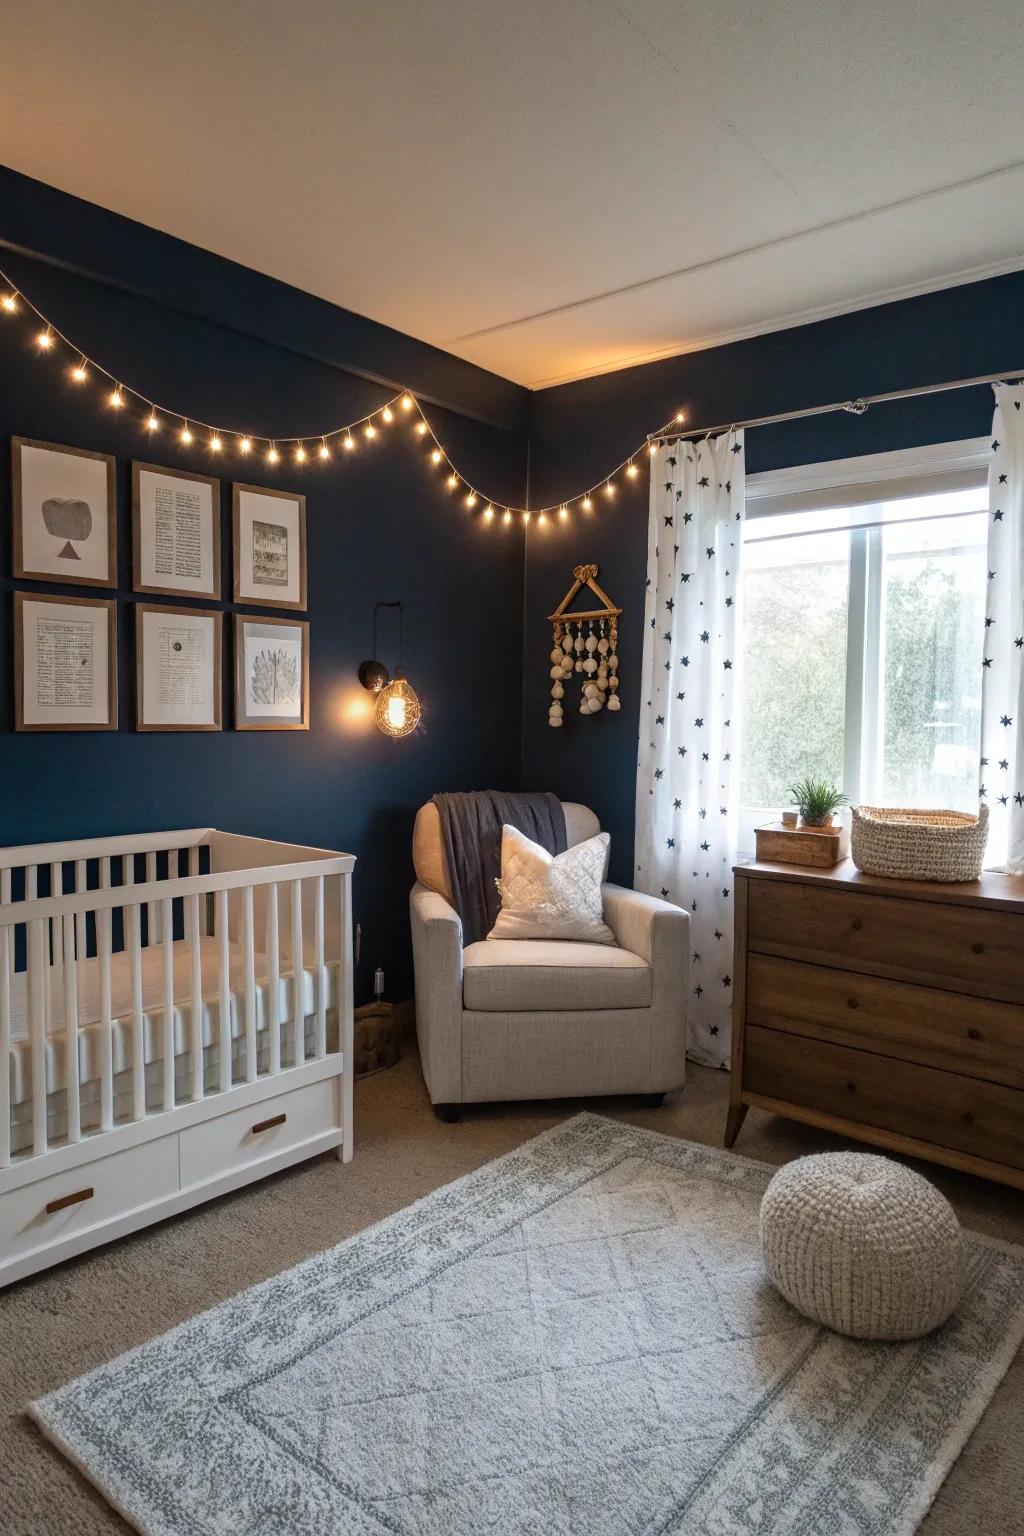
[552,682,564,699]
[608,675,619,690]
[597,638,609,655]
[583,682,598,699]
[607,694,621,711]
[562,634,574,653]
[585,634,597,653]
[575,659,584,672]
[550,647,564,664]
[608,654,619,671]
[549,665,563,679]
[574,635,584,652]
[583,657,597,674]
[549,701,563,717]
[549,716,563,728]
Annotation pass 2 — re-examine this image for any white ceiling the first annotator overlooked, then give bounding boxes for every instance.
[2,0,1023,389]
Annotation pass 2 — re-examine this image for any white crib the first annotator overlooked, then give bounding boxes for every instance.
[0,827,354,1288]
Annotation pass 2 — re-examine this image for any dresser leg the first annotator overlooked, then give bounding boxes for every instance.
[724,1102,748,1148]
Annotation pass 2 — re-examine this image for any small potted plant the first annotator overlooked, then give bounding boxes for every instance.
[788,776,847,830]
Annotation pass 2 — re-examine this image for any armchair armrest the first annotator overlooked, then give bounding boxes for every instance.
[602,883,688,965]
[602,884,689,1089]
[409,882,464,1104]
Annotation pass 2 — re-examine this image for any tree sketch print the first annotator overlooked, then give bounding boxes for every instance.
[250,646,299,707]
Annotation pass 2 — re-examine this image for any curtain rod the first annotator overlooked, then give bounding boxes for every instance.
[647,368,1024,444]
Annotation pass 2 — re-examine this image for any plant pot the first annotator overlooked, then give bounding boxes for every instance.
[799,814,834,830]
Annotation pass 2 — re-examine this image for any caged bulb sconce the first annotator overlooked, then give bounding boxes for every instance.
[358,601,422,738]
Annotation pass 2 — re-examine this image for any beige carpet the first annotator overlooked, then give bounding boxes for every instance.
[3,1050,1023,1536]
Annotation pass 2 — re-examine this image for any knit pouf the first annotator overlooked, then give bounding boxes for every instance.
[760,1152,965,1340]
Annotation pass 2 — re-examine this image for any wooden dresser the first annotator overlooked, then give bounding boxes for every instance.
[727,859,1024,1190]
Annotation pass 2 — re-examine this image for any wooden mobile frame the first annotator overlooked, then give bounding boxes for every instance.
[547,563,622,625]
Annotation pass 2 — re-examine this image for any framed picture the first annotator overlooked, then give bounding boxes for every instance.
[232,483,306,609]
[14,591,117,732]
[132,461,221,599]
[12,437,117,587]
[234,614,309,731]
[135,604,222,732]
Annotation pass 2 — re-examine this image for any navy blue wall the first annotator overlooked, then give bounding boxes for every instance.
[0,171,530,1002]
[523,274,1024,883]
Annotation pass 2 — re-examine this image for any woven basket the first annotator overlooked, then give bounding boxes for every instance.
[850,804,988,882]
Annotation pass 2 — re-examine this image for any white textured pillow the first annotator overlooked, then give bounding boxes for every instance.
[488,825,615,943]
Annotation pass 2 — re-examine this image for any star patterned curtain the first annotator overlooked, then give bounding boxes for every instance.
[635,430,745,1068]
[981,382,1024,873]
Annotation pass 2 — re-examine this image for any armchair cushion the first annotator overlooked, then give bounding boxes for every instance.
[463,938,651,1012]
[412,799,601,905]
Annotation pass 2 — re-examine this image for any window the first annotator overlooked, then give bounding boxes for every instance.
[737,442,989,852]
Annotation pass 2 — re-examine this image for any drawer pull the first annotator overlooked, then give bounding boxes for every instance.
[967,1027,983,1041]
[851,918,863,932]
[847,996,860,1010]
[46,1187,94,1215]
[971,942,986,955]
[251,1112,286,1136]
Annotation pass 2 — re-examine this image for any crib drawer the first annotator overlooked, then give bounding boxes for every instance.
[178,1076,339,1190]
[0,1136,179,1269]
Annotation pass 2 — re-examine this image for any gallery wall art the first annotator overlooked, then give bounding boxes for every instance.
[14,591,117,731]
[232,484,307,610]
[135,604,223,732]
[234,614,309,731]
[12,437,117,587]
[132,462,221,600]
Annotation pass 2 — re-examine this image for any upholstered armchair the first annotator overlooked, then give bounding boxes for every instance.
[410,800,688,1117]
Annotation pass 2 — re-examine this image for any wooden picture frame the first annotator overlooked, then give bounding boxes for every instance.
[131,461,222,600]
[234,614,309,731]
[135,603,223,732]
[232,483,307,610]
[14,591,117,732]
[12,437,117,588]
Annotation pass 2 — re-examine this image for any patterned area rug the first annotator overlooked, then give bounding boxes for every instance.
[30,1115,1024,1536]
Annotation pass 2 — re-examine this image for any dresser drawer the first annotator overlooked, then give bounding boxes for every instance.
[178,1076,339,1190]
[747,954,1024,1089]
[0,1135,179,1269]
[744,1025,1024,1171]
[747,879,1024,1003]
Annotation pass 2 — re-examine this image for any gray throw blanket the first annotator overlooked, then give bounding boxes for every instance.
[432,790,567,945]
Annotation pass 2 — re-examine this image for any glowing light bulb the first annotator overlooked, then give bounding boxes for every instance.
[559,505,568,521]
[267,444,280,464]
[626,462,638,479]
[180,423,192,442]
[110,387,125,409]
[447,473,458,490]
[373,669,421,738]
[522,511,531,525]
[146,412,159,432]
[401,394,414,411]
[582,496,592,510]
[675,410,685,423]
[503,509,512,525]
[604,481,615,497]
[295,444,307,463]
[431,448,443,465]
[344,434,356,451]
[648,441,658,455]
[484,505,495,520]
[210,435,222,452]
[37,328,53,349]
[415,420,428,436]
[239,437,252,454]
[382,406,393,423]
[365,422,377,439]
[465,492,477,508]
[319,441,330,460]
[1,294,17,313]
[538,512,548,526]
[386,693,406,730]
[71,360,88,383]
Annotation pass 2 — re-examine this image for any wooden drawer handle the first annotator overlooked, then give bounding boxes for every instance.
[851,918,864,932]
[251,1112,286,1136]
[46,1187,94,1215]
[971,942,986,954]
[847,996,860,1010]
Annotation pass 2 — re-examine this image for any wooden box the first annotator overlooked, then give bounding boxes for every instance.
[754,821,843,868]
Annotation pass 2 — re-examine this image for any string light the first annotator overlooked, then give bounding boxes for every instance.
[0,260,695,526]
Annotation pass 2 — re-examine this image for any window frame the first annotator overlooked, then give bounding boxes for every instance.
[738,438,990,854]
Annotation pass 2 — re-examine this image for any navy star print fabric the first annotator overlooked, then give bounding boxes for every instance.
[981,383,1024,872]
[635,430,745,1067]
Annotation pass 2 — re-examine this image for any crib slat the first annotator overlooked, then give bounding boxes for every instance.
[340,872,354,1163]
[74,859,86,979]
[314,875,326,1059]
[216,887,231,1094]
[28,918,47,1158]
[189,893,203,1102]
[129,902,145,1121]
[162,897,175,1112]
[147,850,161,946]
[266,882,280,1075]
[61,911,81,1145]
[98,856,114,1132]
[243,884,257,1082]
[50,861,64,1036]
[0,871,11,1169]
[291,879,305,1069]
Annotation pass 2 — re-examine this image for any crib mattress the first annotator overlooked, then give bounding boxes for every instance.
[7,936,339,1110]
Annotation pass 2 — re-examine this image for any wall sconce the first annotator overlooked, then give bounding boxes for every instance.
[359,601,422,738]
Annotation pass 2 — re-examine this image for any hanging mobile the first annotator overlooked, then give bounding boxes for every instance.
[545,564,623,727]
